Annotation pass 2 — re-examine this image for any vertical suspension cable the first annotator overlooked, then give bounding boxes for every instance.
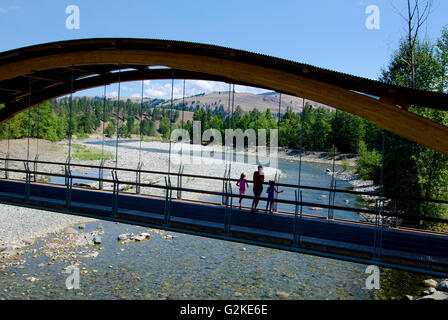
[328,109,338,219]
[277,92,282,179]
[168,71,174,174]
[27,77,31,162]
[115,67,121,169]
[36,104,40,156]
[231,83,235,164]
[379,132,386,201]
[297,98,305,193]
[181,79,186,161]
[226,83,232,167]
[7,116,10,155]
[101,85,107,161]
[138,80,144,165]
[374,131,386,258]
[277,93,282,129]
[68,68,74,165]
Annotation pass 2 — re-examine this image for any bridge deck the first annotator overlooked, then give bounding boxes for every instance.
[0,179,447,276]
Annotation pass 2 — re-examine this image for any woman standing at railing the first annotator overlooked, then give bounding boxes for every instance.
[251,165,264,212]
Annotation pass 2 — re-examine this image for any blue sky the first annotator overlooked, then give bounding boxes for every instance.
[1,0,447,99]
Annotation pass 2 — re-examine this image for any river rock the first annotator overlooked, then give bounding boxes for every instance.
[93,236,102,244]
[276,291,289,299]
[417,291,448,300]
[118,233,130,241]
[421,287,437,296]
[437,280,448,293]
[63,227,78,235]
[423,279,438,288]
[78,224,86,230]
[132,235,147,241]
[23,239,34,246]
[140,232,150,239]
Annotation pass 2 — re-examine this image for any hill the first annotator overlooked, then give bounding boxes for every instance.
[159,91,332,114]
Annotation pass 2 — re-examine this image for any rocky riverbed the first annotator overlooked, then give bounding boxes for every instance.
[0,204,96,257]
[394,279,448,300]
[0,220,377,300]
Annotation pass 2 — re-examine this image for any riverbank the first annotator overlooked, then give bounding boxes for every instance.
[395,279,448,300]
[0,204,96,259]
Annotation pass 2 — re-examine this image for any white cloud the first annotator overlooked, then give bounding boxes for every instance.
[140,80,269,99]
[107,91,118,98]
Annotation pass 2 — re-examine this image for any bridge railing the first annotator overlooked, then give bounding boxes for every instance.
[1,157,448,231]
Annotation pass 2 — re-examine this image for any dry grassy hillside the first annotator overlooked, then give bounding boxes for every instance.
[160,91,332,114]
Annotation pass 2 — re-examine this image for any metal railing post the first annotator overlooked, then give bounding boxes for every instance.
[112,170,119,218]
[372,198,384,261]
[224,180,233,235]
[177,165,184,199]
[24,162,31,201]
[222,164,227,204]
[136,161,143,194]
[293,190,299,245]
[164,176,172,225]
[64,157,70,187]
[293,190,303,247]
[33,154,39,182]
[274,173,280,212]
[99,159,105,190]
[64,163,72,208]
[327,178,336,220]
[4,153,9,179]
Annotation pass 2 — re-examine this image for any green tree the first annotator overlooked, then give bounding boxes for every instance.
[378,36,448,225]
[104,122,116,137]
[159,117,171,138]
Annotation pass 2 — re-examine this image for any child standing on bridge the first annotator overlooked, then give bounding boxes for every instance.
[265,180,283,213]
[236,173,249,209]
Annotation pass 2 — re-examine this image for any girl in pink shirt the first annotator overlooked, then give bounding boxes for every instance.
[236,173,249,209]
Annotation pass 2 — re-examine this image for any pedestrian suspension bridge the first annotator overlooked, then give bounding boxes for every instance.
[0,38,448,277]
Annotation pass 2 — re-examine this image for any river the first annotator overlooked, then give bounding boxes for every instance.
[0,140,432,300]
